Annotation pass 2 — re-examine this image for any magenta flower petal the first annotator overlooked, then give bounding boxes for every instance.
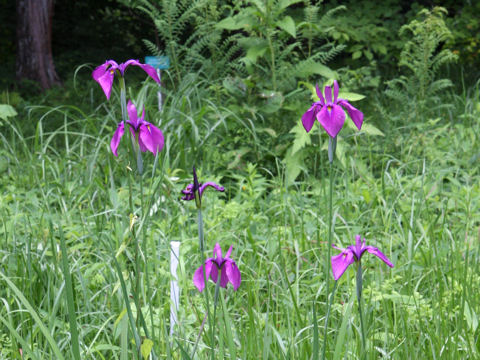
[316,104,345,138]
[210,266,219,284]
[315,84,325,105]
[331,235,394,281]
[301,105,317,133]
[93,65,115,99]
[193,244,241,292]
[199,182,225,197]
[138,63,161,83]
[324,85,333,104]
[182,171,225,201]
[193,259,214,292]
[127,100,140,128]
[110,122,125,156]
[214,243,223,260]
[365,246,394,268]
[331,250,355,281]
[338,100,364,130]
[145,122,165,154]
[138,124,155,153]
[224,245,233,259]
[301,81,364,137]
[225,260,241,290]
[333,80,339,103]
[220,267,229,288]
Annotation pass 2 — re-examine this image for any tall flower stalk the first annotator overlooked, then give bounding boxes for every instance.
[301,80,364,359]
[182,168,226,358]
[92,59,163,358]
[331,235,394,358]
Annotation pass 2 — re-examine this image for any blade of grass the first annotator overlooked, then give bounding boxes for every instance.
[0,271,65,360]
[58,227,81,360]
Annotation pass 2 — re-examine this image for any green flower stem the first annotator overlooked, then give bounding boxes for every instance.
[119,77,127,124]
[197,208,213,357]
[356,262,366,358]
[321,135,336,360]
[321,280,338,360]
[211,271,222,360]
[140,173,155,342]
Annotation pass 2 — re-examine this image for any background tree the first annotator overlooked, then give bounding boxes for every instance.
[16,0,61,90]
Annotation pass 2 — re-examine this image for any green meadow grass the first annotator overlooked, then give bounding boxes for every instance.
[0,79,479,359]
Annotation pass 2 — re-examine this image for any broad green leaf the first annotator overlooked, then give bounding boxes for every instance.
[338,92,365,101]
[0,104,17,121]
[297,64,336,79]
[360,123,384,136]
[246,44,269,63]
[352,51,362,60]
[276,16,296,37]
[216,17,241,30]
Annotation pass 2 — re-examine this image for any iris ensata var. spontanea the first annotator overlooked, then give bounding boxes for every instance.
[181,167,224,208]
[92,59,160,100]
[110,100,164,156]
[193,243,241,292]
[331,235,394,280]
[302,80,364,138]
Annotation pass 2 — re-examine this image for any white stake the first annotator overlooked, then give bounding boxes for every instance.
[170,241,180,335]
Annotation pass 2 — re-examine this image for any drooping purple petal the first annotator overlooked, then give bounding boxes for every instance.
[316,104,346,138]
[110,122,125,156]
[315,84,325,105]
[119,59,161,83]
[145,122,164,154]
[225,260,241,290]
[138,124,155,153]
[199,182,225,197]
[193,259,214,292]
[331,250,355,281]
[92,64,116,100]
[138,63,161,83]
[119,59,139,75]
[365,246,394,268]
[333,80,339,103]
[301,105,318,133]
[209,265,229,288]
[338,99,364,131]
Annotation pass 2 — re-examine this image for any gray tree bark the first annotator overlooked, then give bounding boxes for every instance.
[16,0,61,90]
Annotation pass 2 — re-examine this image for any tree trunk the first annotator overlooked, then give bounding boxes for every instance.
[16,0,61,90]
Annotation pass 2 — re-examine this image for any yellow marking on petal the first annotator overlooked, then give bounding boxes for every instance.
[110,69,114,75]
[327,106,332,112]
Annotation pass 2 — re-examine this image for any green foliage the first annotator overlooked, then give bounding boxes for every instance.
[385,7,458,122]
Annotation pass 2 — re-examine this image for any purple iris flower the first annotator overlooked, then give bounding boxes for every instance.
[110,100,164,156]
[302,80,364,138]
[181,168,225,201]
[193,243,241,292]
[331,235,394,281]
[92,59,160,100]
